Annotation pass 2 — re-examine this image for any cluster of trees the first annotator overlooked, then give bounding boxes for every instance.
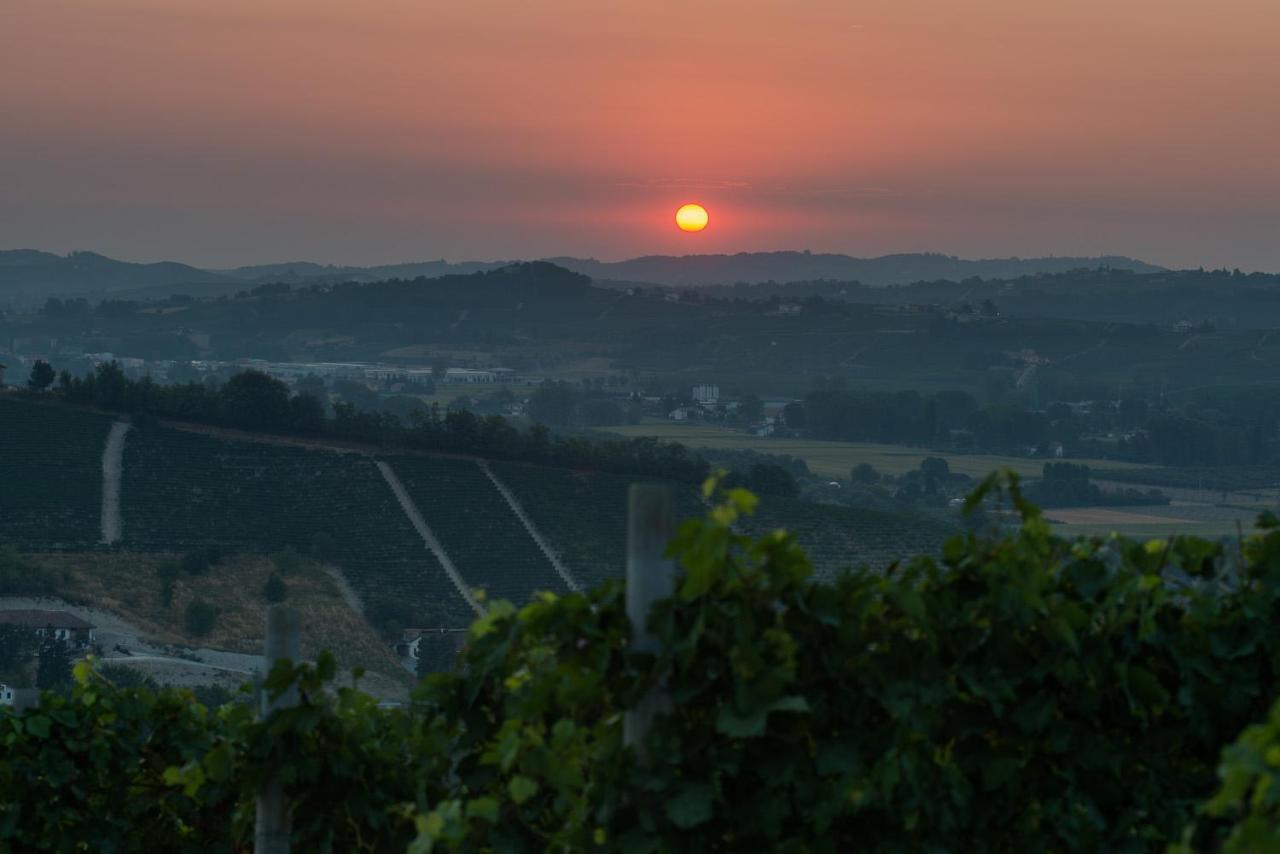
[1021,462,1168,508]
[799,387,1045,449]
[788,381,1280,468]
[527,381,643,428]
[45,362,714,484]
[0,625,72,691]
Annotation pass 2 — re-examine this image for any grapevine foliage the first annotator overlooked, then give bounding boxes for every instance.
[4,472,1280,851]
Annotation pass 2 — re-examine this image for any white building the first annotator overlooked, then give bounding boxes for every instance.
[0,683,13,706]
[692,384,720,404]
[446,368,497,384]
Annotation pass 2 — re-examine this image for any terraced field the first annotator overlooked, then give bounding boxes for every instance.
[0,397,114,549]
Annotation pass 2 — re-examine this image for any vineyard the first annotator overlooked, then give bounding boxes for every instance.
[389,455,570,602]
[118,425,475,627]
[0,397,113,550]
[2,397,957,633]
[489,460,958,586]
[4,479,1280,850]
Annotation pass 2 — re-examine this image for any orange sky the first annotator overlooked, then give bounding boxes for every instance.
[2,0,1278,269]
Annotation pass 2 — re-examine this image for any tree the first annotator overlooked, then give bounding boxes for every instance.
[183,600,218,637]
[296,373,328,398]
[156,560,180,607]
[920,456,951,493]
[528,382,579,426]
[263,573,287,603]
[27,360,55,392]
[0,625,38,684]
[737,394,764,425]
[35,633,72,690]
[219,370,293,432]
[920,456,951,481]
[270,546,302,575]
[366,595,417,642]
[851,463,880,484]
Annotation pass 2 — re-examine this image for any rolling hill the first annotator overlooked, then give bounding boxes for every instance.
[1,247,1163,304]
[0,249,234,300]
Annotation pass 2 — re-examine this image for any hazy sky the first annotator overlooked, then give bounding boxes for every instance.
[2,0,1278,269]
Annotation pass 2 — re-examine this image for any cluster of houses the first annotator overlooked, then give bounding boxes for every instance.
[0,610,96,710]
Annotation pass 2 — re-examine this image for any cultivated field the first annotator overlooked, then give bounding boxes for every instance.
[600,421,1153,480]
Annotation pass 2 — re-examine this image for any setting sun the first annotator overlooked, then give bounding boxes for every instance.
[675,203,709,233]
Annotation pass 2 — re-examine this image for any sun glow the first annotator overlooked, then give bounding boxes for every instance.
[675,203,709,232]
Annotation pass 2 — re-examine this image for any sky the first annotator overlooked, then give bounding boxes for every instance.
[2,0,1278,270]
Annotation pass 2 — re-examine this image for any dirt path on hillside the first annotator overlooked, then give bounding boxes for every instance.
[477,459,580,592]
[100,420,132,544]
[375,460,483,616]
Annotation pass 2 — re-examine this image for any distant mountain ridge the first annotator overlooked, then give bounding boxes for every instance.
[218,259,507,284]
[0,249,233,300]
[0,247,1164,301]
[545,251,1165,287]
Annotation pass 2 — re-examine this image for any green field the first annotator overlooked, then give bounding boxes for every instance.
[599,421,1153,480]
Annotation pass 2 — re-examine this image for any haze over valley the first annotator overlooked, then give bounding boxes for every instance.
[4,0,1280,848]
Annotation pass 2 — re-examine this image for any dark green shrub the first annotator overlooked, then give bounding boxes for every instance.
[0,548,58,597]
[181,550,210,576]
[365,595,416,642]
[156,559,180,607]
[183,600,218,637]
[270,546,302,576]
[263,573,287,603]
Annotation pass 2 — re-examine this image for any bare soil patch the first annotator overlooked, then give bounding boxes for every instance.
[1047,508,1197,526]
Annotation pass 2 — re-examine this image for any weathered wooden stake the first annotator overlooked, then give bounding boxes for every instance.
[255,605,300,854]
[624,483,675,753]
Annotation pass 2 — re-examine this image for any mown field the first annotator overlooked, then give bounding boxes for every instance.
[600,421,1154,480]
[28,551,404,680]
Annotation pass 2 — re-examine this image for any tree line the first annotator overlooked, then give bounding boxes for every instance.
[41,361,720,484]
[787,383,1280,467]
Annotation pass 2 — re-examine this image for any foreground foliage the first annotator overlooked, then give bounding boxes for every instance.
[4,473,1280,850]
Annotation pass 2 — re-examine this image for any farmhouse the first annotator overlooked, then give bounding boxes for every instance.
[397,628,466,668]
[0,610,96,646]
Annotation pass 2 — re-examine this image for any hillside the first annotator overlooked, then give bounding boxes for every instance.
[546,251,1164,287]
[0,247,1163,302]
[1,396,958,636]
[0,249,233,300]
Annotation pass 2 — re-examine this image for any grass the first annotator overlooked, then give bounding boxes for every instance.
[29,551,406,682]
[1048,521,1248,539]
[598,421,1154,480]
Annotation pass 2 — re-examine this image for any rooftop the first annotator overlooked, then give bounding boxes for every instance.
[0,609,95,630]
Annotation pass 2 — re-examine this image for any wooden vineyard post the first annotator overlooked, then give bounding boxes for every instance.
[255,605,301,854]
[624,483,675,757]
